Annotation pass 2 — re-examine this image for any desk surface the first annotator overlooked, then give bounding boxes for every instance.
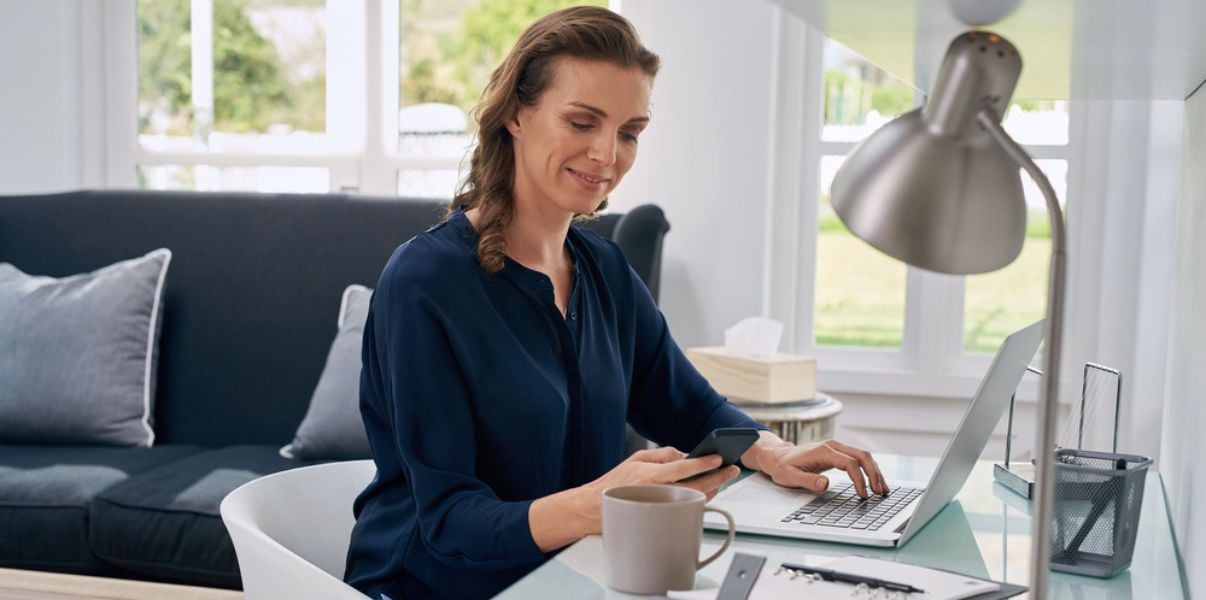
[499,456,1184,599]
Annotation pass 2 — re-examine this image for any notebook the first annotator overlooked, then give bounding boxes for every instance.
[667,555,1023,600]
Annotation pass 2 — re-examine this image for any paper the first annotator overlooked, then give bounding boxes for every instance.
[723,317,783,357]
[823,556,1000,599]
[667,556,1001,600]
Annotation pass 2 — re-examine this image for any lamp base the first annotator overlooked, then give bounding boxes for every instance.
[993,462,1036,499]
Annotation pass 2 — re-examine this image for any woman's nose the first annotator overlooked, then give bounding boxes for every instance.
[587,132,617,167]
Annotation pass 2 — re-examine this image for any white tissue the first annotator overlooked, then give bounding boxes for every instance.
[723,317,783,357]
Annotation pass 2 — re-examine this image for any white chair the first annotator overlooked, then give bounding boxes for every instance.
[220,460,376,599]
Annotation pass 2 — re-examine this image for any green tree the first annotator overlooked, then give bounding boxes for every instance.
[870,84,912,116]
[138,0,321,135]
[211,0,296,132]
[138,0,193,134]
[825,67,915,124]
[402,0,607,118]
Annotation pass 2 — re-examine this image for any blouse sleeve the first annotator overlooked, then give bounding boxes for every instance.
[362,265,545,571]
[623,266,766,452]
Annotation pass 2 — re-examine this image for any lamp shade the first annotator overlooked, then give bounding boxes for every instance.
[830,32,1028,275]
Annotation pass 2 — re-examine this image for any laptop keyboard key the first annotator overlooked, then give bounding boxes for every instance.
[788,485,924,530]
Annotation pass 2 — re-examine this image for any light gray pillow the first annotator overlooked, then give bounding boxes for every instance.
[281,284,372,460]
[0,248,172,447]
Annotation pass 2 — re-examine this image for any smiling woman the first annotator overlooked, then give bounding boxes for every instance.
[342,7,885,600]
[446,12,659,275]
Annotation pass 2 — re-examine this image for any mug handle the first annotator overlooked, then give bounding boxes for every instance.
[697,507,736,570]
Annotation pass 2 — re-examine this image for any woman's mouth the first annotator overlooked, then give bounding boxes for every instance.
[567,167,609,190]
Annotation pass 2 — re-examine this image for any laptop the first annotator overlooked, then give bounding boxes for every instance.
[703,320,1044,548]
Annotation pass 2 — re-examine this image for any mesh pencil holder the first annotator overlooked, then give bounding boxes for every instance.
[1050,449,1152,578]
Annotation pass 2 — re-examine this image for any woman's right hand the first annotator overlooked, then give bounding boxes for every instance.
[529,446,740,552]
[592,446,740,496]
[577,446,741,535]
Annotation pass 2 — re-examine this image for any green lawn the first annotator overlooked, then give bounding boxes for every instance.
[814,213,1048,353]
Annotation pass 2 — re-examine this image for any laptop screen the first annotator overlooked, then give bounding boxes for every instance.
[898,320,1045,544]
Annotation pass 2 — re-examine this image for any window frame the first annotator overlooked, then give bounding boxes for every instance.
[766,18,1090,403]
[97,0,470,196]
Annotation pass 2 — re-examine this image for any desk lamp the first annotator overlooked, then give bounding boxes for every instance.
[830,31,1066,598]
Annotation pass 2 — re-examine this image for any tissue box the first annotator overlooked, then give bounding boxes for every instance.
[685,347,817,404]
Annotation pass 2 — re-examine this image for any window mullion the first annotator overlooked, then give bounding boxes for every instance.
[908,268,965,374]
[191,0,214,146]
[357,0,394,196]
[327,0,365,161]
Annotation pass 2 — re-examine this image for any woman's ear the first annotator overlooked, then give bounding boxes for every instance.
[504,108,523,139]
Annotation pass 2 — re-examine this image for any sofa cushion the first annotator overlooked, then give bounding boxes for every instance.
[0,444,199,573]
[281,284,373,461]
[88,445,313,588]
[0,248,172,446]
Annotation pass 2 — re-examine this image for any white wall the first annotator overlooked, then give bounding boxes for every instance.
[611,0,778,348]
[0,0,84,194]
[1067,100,1182,462]
[1159,85,1206,600]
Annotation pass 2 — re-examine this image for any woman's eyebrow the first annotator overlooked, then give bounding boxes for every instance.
[567,101,650,124]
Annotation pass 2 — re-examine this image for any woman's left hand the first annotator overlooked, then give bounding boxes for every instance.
[741,434,889,499]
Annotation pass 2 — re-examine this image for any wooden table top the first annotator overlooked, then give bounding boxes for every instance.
[0,568,243,600]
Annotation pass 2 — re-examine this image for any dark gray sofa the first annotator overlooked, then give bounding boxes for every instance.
[0,190,668,589]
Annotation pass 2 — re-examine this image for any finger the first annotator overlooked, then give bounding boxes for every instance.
[679,465,739,496]
[662,454,724,483]
[773,468,830,493]
[827,440,889,496]
[632,446,685,464]
[824,446,868,499]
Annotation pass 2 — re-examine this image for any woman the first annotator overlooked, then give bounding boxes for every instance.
[344,7,888,599]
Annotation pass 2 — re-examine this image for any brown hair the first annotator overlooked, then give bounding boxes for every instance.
[447,5,660,273]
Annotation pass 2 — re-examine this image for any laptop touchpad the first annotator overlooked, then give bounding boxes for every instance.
[723,482,809,504]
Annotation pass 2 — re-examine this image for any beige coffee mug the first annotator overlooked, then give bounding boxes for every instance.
[601,485,736,595]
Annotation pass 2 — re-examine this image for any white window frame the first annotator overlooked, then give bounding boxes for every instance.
[94,0,463,195]
[765,17,1097,404]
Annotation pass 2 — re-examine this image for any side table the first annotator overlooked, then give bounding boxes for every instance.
[732,392,842,444]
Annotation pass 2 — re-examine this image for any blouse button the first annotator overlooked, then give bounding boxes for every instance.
[569,312,577,320]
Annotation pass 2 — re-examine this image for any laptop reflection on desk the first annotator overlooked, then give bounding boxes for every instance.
[703,320,1044,548]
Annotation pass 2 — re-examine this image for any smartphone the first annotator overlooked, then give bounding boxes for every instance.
[680,427,761,481]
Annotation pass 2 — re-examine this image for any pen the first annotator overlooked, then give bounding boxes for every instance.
[780,562,926,594]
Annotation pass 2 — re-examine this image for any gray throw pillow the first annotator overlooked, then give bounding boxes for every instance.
[0,248,172,447]
[281,284,372,460]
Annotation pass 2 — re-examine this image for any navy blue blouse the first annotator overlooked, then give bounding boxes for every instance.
[343,209,763,599]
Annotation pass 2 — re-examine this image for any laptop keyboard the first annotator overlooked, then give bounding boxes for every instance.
[779,484,923,531]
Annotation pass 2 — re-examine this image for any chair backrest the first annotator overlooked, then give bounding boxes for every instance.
[220,460,376,599]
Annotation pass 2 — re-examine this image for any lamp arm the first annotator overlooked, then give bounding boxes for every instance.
[977,108,1067,599]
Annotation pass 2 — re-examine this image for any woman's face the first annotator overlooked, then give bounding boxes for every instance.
[508,57,652,216]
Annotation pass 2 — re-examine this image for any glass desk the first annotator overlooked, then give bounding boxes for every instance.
[498,456,1184,599]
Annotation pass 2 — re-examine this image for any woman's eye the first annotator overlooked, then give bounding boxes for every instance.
[620,131,639,143]
[570,122,592,131]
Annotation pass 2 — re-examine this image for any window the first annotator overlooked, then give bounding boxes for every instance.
[962,101,1069,353]
[963,156,1067,353]
[122,0,604,196]
[803,38,1074,379]
[816,155,908,348]
[136,0,334,193]
[813,39,917,349]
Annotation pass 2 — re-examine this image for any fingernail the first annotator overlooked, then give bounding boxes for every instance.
[817,476,828,488]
